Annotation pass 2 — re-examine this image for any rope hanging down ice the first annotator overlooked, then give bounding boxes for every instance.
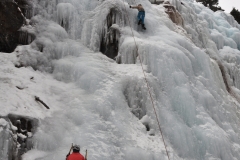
[121,1,171,160]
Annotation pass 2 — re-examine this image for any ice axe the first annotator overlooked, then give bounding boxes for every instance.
[66,143,73,160]
[85,149,88,160]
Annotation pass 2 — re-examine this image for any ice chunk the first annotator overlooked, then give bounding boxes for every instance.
[0,119,8,127]
[17,133,27,139]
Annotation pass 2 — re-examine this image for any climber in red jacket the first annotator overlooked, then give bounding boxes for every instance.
[66,145,85,160]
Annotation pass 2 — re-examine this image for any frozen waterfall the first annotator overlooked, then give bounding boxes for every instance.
[1,0,240,160]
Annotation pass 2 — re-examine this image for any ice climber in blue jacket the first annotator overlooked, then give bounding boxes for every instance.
[130,4,146,30]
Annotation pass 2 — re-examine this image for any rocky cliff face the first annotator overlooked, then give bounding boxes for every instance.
[0,0,34,53]
[163,1,184,27]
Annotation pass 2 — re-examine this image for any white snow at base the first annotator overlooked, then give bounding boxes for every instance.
[1,0,240,160]
[22,149,48,160]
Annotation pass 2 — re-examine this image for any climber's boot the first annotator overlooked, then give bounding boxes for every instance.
[138,20,142,25]
[142,24,146,30]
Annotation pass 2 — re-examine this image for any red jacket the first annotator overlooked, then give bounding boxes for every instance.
[67,153,85,160]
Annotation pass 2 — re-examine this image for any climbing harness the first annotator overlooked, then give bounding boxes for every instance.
[122,0,171,160]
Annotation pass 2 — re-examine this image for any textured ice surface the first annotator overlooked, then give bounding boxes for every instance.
[1,0,240,160]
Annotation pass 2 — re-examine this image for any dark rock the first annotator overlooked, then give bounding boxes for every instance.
[0,33,19,53]
[15,62,25,68]
[0,0,35,53]
[0,1,24,34]
[150,0,164,5]
[16,86,25,90]
[14,0,34,19]
[100,8,121,60]
[163,1,184,27]
[145,123,150,131]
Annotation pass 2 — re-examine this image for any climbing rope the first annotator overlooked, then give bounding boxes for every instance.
[188,11,208,52]
[122,1,171,160]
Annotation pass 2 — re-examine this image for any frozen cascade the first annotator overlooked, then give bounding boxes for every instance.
[100,8,122,59]
[220,47,240,90]
[1,0,240,160]
[0,118,15,160]
[0,114,38,160]
[56,3,77,38]
[18,31,36,45]
[81,0,130,53]
[124,78,149,120]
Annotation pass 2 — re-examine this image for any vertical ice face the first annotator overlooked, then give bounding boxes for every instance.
[0,115,37,160]
[0,118,11,160]
[57,3,75,35]
[5,0,240,160]
[182,0,240,50]
[100,8,122,59]
[80,0,128,53]
[18,31,36,45]
[220,47,240,90]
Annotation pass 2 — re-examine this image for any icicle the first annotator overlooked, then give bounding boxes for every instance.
[56,3,75,34]
[18,31,35,45]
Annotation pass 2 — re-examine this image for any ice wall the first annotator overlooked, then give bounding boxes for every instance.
[220,47,240,90]
[5,0,240,160]
[0,114,37,160]
[177,0,240,51]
